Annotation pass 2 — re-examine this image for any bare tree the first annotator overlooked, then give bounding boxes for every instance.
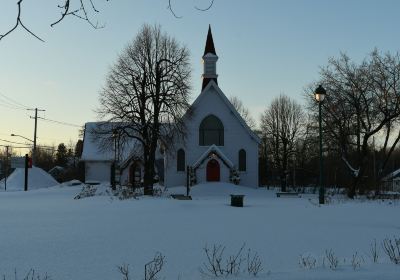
[229,96,256,130]
[97,24,191,194]
[309,50,400,197]
[260,94,304,191]
[0,0,215,42]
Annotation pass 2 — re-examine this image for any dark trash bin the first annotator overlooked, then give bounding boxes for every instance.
[230,194,245,207]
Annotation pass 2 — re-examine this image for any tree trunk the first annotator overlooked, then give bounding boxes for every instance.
[280,172,287,192]
[142,144,154,195]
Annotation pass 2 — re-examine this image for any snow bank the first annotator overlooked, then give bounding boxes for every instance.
[0,166,59,191]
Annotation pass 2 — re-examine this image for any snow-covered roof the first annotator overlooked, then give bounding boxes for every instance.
[382,168,400,181]
[81,122,141,162]
[193,144,234,169]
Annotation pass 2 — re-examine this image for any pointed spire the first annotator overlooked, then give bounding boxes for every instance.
[201,25,218,91]
[204,25,216,55]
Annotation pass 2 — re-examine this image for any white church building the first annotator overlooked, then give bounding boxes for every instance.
[81,26,260,188]
[164,26,260,187]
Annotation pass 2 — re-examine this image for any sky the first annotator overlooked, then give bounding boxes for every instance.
[1,0,400,155]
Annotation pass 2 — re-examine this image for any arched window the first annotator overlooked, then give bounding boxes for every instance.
[177,149,185,171]
[199,115,224,146]
[238,149,246,171]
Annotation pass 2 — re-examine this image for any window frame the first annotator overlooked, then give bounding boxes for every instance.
[199,115,224,146]
[238,149,246,172]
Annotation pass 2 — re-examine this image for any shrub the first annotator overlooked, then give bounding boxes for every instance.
[382,237,400,264]
[324,249,339,270]
[298,254,317,270]
[199,243,263,277]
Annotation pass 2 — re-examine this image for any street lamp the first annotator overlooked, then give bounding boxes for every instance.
[10,134,34,143]
[314,85,326,204]
[11,133,35,166]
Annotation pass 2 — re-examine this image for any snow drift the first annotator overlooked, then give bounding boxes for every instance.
[0,166,59,191]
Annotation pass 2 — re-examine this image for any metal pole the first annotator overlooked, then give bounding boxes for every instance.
[112,136,116,190]
[319,101,325,204]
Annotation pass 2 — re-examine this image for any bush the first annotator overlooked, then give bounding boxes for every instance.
[2,269,50,280]
[199,243,263,277]
[350,251,364,270]
[382,237,400,264]
[324,249,339,270]
[298,254,317,269]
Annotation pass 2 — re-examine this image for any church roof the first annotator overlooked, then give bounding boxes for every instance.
[193,144,234,169]
[204,25,216,55]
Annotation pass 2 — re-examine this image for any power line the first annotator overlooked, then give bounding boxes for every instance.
[37,116,82,128]
[0,138,30,145]
[0,92,31,110]
[0,144,30,149]
[0,100,27,111]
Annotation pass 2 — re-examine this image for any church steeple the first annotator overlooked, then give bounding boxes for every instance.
[202,25,218,90]
[204,25,216,55]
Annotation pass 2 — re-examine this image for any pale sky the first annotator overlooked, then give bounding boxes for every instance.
[1,0,400,154]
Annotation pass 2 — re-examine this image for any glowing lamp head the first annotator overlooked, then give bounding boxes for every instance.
[314,85,326,102]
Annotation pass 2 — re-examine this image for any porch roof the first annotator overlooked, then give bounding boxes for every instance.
[192,145,234,169]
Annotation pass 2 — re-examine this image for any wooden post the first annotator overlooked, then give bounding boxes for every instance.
[24,154,28,191]
[111,162,116,190]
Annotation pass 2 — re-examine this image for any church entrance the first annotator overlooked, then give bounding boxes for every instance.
[206,159,220,181]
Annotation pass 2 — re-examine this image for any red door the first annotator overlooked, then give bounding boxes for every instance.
[206,159,220,181]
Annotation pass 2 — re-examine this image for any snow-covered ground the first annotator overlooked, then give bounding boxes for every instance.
[0,182,399,280]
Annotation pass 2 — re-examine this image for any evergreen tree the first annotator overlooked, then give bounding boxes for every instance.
[56,143,68,167]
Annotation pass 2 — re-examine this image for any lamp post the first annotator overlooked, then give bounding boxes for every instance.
[111,129,118,190]
[314,85,326,204]
[11,134,35,165]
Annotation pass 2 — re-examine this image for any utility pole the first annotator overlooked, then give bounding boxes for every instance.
[28,108,45,166]
[4,146,9,191]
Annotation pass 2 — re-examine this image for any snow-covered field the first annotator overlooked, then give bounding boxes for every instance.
[0,182,399,279]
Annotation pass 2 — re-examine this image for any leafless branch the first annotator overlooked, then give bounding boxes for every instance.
[2,1,215,42]
[167,0,182,18]
[117,264,130,280]
[195,0,215,11]
[382,237,400,264]
[145,252,165,280]
[0,0,44,42]
[168,0,215,18]
[51,0,107,29]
